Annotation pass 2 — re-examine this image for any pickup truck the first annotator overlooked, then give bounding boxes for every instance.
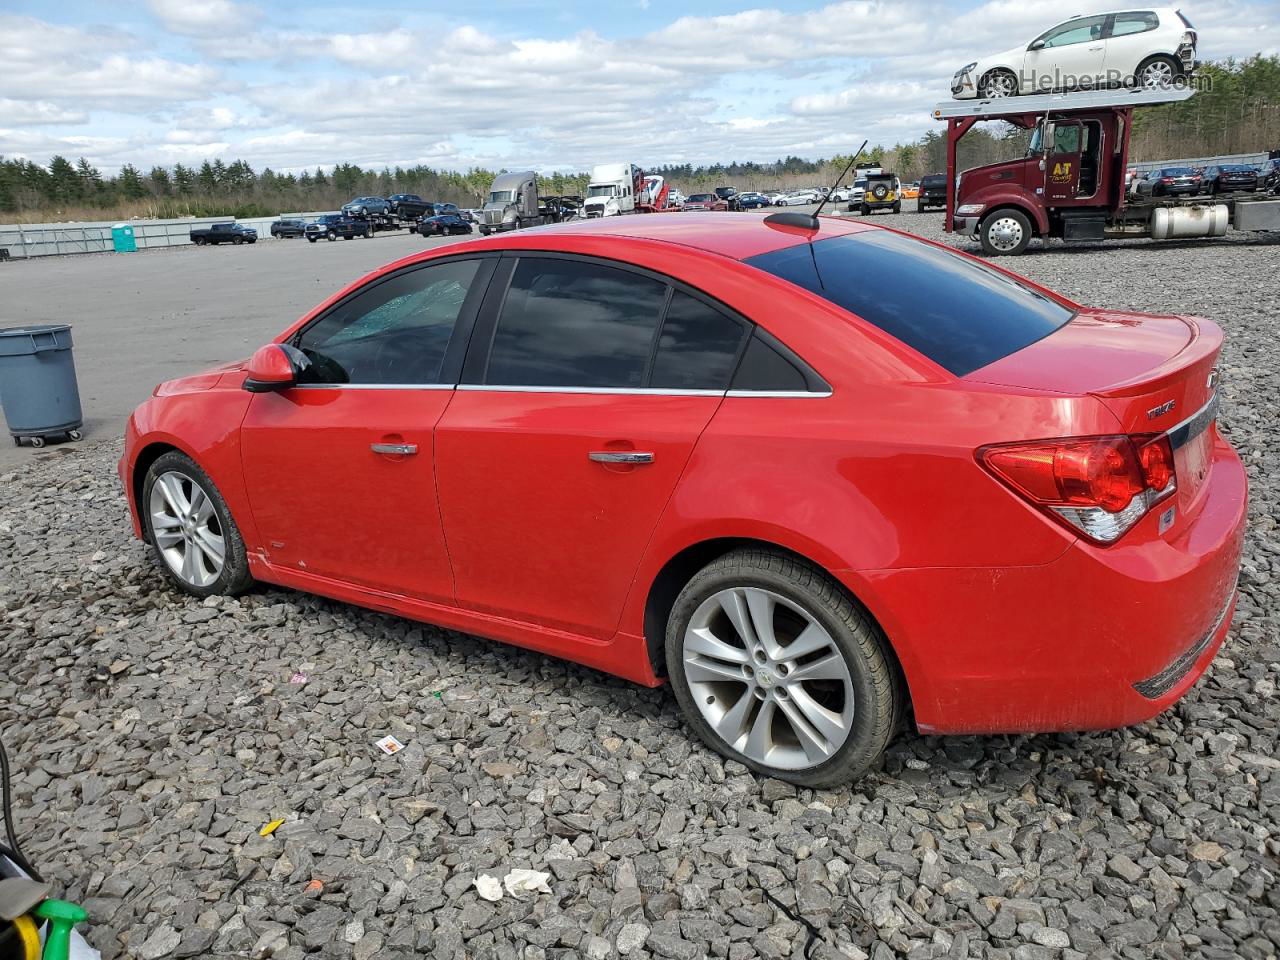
[916,174,947,212]
[190,222,257,245]
[305,214,371,242]
[387,194,432,219]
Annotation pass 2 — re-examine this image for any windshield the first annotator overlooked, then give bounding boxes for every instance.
[688,194,713,202]
[489,190,515,203]
[746,231,1072,376]
[587,185,618,198]
[853,179,866,189]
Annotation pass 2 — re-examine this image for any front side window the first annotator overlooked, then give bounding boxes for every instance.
[745,232,1073,376]
[1040,15,1105,47]
[1110,12,1158,37]
[296,259,480,385]
[486,258,667,388]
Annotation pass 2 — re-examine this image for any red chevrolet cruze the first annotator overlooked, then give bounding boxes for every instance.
[120,213,1245,785]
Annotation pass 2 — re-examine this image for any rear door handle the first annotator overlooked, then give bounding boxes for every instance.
[371,442,417,456]
[589,451,654,464]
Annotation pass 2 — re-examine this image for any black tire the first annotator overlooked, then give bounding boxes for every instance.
[233,236,243,245]
[327,231,337,242]
[892,201,901,214]
[978,68,1018,99]
[859,203,870,216]
[916,202,927,213]
[308,237,317,243]
[1135,54,1180,89]
[193,237,205,246]
[358,207,367,217]
[979,208,1033,256]
[666,549,900,787]
[142,451,253,599]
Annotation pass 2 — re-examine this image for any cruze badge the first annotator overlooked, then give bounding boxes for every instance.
[1147,399,1176,420]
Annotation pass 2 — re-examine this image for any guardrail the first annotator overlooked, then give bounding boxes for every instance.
[0,212,337,260]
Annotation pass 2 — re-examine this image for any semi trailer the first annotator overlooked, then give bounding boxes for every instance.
[935,86,1280,255]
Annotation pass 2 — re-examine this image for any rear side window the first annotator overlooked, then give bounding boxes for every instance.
[650,292,746,390]
[746,232,1073,376]
[1110,12,1158,36]
[486,258,667,388]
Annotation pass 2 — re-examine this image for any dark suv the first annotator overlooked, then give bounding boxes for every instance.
[270,217,308,238]
[305,214,371,242]
[917,174,947,212]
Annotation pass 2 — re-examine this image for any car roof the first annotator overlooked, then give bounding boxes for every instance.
[464,211,875,261]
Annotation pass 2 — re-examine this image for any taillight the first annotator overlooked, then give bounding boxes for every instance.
[979,435,1177,544]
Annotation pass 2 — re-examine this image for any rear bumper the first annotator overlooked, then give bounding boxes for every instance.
[853,433,1247,734]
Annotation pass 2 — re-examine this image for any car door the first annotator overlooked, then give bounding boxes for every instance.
[1045,120,1084,202]
[1024,15,1108,92]
[1103,10,1161,82]
[238,256,495,603]
[435,254,749,640]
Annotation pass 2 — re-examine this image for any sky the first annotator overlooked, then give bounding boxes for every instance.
[0,0,1276,176]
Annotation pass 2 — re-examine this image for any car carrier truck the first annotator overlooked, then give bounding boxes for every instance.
[935,86,1280,255]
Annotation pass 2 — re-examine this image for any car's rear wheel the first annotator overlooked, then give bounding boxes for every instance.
[143,452,253,598]
[978,69,1018,99]
[666,549,899,787]
[1136,55,1179,88]
[979,208,1032,256]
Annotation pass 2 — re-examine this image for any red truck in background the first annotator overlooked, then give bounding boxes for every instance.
[935,87,1280,255]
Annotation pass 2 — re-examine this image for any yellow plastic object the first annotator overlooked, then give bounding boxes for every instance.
[259,819,285,837]
[11,915,41,960]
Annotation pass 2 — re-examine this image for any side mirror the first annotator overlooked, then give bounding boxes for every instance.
[243,343,309,393]
[1029,39,1045,51]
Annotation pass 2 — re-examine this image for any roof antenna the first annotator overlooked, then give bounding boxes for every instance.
[765,139,868,231]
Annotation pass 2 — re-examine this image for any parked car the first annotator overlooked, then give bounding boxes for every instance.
[952,9,1198,100]
[417,213,473,237]
[683,193,727,212]
[1201,164,1260,194]
[774,191,821,206]
[121,213,1244,787]
[190,222,257,245]
[269,218,308,239]
[341,196,392,218]
[855,173,901,215]
[305,214,371,242]
[917,174,948,212]
[1257,159,1280,194]
[431,203,461,217]
[388,194,432,219]
[737,192,773,209]
[714,186,741,211]
[848,179,867,207]
[1140,166,1203,197]
[901,183,920,199]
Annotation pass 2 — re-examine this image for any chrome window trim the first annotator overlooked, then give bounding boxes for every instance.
[292,383,455,391]
[455,384,833,398]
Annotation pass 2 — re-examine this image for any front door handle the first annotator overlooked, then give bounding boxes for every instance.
[372,442,417,456]
[589,451,654,464]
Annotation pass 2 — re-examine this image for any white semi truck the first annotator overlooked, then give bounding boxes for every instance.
[583,163,642,217]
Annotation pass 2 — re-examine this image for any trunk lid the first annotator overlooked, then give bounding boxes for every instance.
[968,308,1222,515]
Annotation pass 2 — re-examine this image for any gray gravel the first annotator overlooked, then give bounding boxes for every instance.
[2,214,1278,960]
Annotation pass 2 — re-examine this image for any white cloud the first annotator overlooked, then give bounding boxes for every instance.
[1,0,1276,174]
[145,0,259,37]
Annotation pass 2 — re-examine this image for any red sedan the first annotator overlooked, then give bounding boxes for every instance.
[120,213,1245,786]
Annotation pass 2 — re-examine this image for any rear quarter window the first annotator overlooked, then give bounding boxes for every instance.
[746,231,1073,376]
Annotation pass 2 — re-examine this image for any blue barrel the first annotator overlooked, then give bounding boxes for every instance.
[0,325,84,445]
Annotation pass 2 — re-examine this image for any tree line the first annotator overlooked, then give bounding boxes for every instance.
[1,55,1273,223]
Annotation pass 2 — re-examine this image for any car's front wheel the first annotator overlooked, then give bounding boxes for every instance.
[666,549,899,787]
[143,451,253,598]
[978,69,1018,99]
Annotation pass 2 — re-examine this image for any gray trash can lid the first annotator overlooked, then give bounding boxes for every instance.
[0,324,71,337]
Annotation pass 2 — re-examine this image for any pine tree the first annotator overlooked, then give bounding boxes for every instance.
[197,160,217,192]
[47,155,80,205]
[118,164,146,200]
[149,166,171,195]
[173,164,194,195]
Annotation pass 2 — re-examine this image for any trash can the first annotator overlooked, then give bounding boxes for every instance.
[0,325,84,448]
[111,223,137,253]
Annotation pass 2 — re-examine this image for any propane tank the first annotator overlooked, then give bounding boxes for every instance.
[1150,204,1229,240]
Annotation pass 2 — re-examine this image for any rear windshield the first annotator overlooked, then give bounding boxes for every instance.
[1161,167,1194,175]
[745,231,1073,376]
[921,175,947,186]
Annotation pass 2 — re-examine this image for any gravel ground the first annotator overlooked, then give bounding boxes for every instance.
[2,215,1278,960]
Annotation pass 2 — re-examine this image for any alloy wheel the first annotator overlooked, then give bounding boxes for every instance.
[1141,60,1174,87]
[987,216,1024,252]
[149,471,225,588]
[683,587,855,770]
[981,72,1017,98]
